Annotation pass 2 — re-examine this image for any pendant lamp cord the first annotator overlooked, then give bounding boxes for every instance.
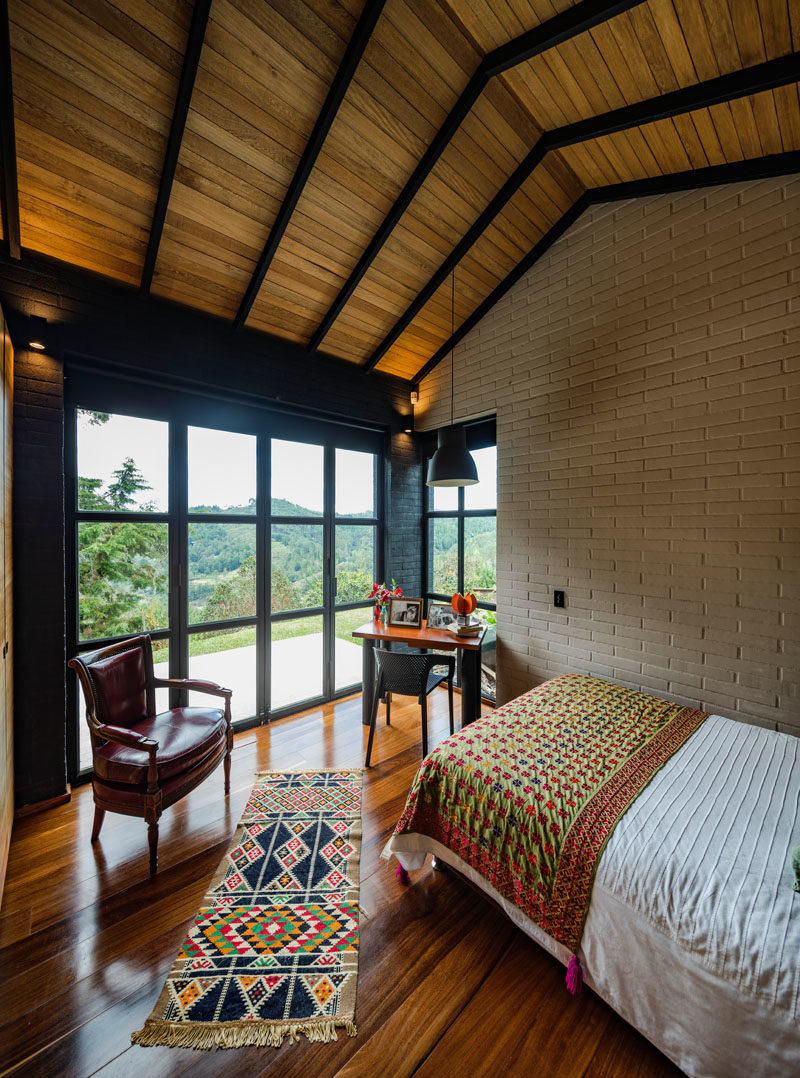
[450,269,455,427]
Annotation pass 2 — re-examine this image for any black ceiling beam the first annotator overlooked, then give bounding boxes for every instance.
[411,149,800,385]
[0,0,20,260]
[366,52,800,373]
[233,0,387,331]
[140,0,212,294]
[306,0,646,353]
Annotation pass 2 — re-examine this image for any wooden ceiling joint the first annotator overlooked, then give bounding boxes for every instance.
[365,52,800,373]
[140,0,212,294]
[0,0,20,260]
[412,149,800,384]
[305,0,648,354]
[233,0,387,331]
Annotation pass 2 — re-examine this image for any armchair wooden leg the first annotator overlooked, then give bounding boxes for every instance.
[148,821,159,875]
[91,805,105,842]
[385,692,391,725]
[224,748,232,795]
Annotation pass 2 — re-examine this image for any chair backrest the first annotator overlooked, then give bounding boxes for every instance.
[373,648,448,698]
[69,635,155,733]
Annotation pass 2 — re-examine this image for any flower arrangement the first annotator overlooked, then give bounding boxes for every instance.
[369,580,402,620]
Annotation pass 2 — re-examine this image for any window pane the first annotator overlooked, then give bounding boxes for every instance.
[77,639,170,771]
[271,523,323,611]
[464,446,497,510]
[335,525,375,603]
[432,483,458,511]
[334,608,368,691]
[188,523,256,624]
[430,517,458,596]
[189,628,256,724]
[464,517,496,601]
[78,521,168,641]
[336,448,375,516]
[189,427,256,514]
[271,616,323,710]
[77,409,168,512]
[272,439,323,515]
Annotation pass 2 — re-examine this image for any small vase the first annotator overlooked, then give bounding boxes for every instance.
[380,606,388,626]
[373,605,381,621]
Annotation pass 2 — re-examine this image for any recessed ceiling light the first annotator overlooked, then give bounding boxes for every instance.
[29,341,46,351]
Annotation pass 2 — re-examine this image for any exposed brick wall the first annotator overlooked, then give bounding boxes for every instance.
[385,431,423,595]
[13,347,65,802]
[416,176,799,735]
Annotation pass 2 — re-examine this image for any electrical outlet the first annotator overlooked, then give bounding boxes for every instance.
[553,590,565,608]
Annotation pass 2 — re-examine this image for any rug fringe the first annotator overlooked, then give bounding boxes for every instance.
[255,767,365,775]
[131,1016,357,1050]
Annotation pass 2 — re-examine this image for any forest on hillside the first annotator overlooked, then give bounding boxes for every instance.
[78,460,496,643]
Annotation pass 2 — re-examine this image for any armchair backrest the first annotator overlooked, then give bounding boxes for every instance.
[69,635,156,732]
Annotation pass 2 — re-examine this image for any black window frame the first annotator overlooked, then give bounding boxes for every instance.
[65,363,386,785]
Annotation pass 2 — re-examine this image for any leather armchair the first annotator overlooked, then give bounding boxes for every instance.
[68,635,233,874]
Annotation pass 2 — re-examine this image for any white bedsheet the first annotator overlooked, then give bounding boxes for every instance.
[384,714,800,1077]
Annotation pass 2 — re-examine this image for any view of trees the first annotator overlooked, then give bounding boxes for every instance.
[79,445,377,641]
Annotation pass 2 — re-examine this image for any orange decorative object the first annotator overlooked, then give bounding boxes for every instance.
[451,592,477,616]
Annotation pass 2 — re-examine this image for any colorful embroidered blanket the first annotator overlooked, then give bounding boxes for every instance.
[391,674,707,954]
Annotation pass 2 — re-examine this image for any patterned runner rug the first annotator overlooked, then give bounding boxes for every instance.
[132,769,362,1049]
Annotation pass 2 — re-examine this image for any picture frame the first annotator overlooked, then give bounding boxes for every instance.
[426,601,459,631]
[387,596,423,628]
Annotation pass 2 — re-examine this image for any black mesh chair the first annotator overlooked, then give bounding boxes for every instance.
[365,648,455,767]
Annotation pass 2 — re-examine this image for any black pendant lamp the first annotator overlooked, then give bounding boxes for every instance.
[426,271,478,487]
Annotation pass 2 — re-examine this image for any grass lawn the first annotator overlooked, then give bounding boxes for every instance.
[187,606,370,658]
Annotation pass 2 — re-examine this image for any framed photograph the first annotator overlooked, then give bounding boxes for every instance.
[387,596,423,628]
[426,601,458,631]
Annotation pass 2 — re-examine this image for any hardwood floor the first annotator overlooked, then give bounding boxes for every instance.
[0,691,680,1078]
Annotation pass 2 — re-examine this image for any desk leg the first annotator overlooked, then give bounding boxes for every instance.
[361,639,375,726]
[460,648,481,726]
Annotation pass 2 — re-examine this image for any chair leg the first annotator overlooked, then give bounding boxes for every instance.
[224,747,232,795]
[148,821,159,875]
[385,692,391,725]
[365,673,383,768]
[447,676,454,735]
[420,694,428,758]
[91,805,105,842]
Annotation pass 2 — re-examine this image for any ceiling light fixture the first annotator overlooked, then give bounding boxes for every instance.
[426,270,477,487]
[28,341,46,351]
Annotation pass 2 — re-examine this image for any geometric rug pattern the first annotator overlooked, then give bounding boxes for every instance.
[132,769,362,1049]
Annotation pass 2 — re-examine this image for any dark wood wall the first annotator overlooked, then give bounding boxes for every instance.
[0,301,13,897]
[0,253,421,808]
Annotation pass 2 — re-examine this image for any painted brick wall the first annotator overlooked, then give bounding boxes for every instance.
[416,177,799,735]
[13,347,65,802]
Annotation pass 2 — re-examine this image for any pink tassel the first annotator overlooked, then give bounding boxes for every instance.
[395,863,410,885]
[565,954,583,995]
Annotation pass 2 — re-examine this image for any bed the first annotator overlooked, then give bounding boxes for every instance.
[383,674,799,1078]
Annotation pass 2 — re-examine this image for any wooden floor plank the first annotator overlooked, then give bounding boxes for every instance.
[0,689,681,1078]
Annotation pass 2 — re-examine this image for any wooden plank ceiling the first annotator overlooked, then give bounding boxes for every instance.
[1,0,798,382]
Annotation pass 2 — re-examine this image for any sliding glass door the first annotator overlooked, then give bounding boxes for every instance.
[269,440,377,714]
[67,383,383,781]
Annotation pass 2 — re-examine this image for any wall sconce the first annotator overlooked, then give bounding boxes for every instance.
[28,315,47,351]
[410,388,419,406]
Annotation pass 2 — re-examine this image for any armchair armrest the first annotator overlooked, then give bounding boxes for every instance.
[153,677,232,699]
[95,722,158,753]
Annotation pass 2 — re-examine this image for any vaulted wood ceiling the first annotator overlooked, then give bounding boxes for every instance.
[1,0,798,383]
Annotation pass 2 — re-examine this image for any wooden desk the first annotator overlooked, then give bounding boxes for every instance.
[352,619,487,729]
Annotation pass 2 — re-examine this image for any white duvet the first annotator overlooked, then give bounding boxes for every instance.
[385,714,800,1077]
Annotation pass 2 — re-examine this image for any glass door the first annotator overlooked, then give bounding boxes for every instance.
[333,448,378,693]
[269,439,378,714]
